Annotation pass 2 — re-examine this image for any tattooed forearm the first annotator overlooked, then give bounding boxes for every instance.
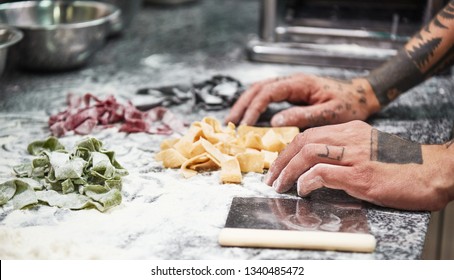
[366,51,423,106]
[425,45,454,77]
[370,129,423,164]
[407,37,442,70]
[366,0,454,107]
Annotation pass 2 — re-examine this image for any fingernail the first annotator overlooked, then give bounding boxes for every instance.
[297,175,322,195]
[296,174,306,192]
[272,176,282,192]
[272,114,285,126]
[297,173,309,194]
[272,180,279,190]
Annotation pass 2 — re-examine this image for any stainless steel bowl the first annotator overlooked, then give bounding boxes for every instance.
[0,1,121,71]
[145,0,197,4]
[79,0,142,28]
[0,25,22,76]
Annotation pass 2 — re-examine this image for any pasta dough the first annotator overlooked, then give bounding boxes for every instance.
[155,117,299,183]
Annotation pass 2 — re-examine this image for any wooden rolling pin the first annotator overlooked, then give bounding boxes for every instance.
[219,228,377,253]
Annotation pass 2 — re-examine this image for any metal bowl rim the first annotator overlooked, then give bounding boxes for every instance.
[0,0,121,31]
[0,25,23,49]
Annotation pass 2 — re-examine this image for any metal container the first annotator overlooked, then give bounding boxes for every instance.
[145,0,197,5]
[0,1,121,71]
[0,25,22,76]
[8,1,142,29]
[248,0,443,69]
[90,0,142,28]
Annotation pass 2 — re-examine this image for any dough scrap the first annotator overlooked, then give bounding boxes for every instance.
[156,117,299,183]
[236,152,265,173]
[220,157,242,184]
[155,148,187,168]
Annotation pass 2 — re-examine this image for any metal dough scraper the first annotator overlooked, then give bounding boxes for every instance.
[218,196,376,253]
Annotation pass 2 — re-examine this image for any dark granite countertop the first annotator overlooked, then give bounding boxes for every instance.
[0,0,453,260]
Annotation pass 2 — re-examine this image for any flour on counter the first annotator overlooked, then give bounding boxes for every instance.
[0,112,289,259]
[0,110,435,259]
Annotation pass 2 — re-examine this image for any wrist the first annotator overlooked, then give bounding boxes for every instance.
[442,143,454,201]
[423,144,454,208]
[352,78,382,116]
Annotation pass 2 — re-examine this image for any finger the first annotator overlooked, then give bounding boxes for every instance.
[240,79,297,125]
[296,164,354,197]
[272,144,349,193]
[264,132,307,185]
[271,101,341,128]
[264,124,351,186]
[225,77,281,124]
[224,83,262,125]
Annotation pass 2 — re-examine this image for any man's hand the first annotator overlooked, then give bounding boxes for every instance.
[264,120,454,211]
[225,74,381,128]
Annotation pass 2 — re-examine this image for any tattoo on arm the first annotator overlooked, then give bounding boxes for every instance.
[370,129,423,164]
[366,0,454,107]
[318,145,345,161]
[366,50,423,106]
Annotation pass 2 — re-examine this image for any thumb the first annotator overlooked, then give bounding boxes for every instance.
[297,164,352,197]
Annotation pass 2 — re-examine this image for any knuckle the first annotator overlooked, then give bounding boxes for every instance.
[291,132,309,147]
[301,127,320,141]
[311,164,326,176]
[302,127,315,138]
[261,83,278,94]
[294,132,306,143]
[249,102,266,113]
[299,144,317,160]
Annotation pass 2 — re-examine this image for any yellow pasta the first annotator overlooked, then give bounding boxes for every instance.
[189,140,206,158]
[261,150,278,169]
[241,131,264,150]
[160,138,179,150]
[237,125,299,144]
[236,152,265,173]
[220,157,242,184]
[261,129,287,152]
[217,142,246,156]
[180,153,212,178]
[155,148,187,168]
[173,126,203,158]
[200,138,225,166]
[155,117,299,183]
